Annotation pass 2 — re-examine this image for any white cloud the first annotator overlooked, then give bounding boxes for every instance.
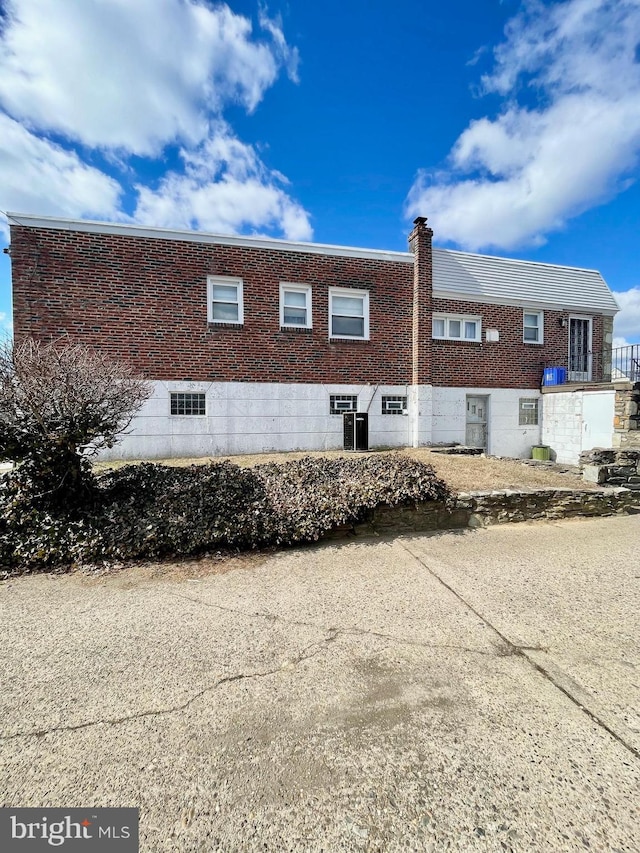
[0,114,122,236]
[613,286,640,345]
[0,1,311,242]
[0,0,296,156]
[406,0,640,251]
[134,123,312,241]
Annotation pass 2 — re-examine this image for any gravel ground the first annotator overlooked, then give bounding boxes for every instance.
[95,447,595,493]
[1,515,639,851]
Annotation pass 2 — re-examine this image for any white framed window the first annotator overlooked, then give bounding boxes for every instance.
[171,392,206,416]
[523,310,543,344]
[330,394,357,415]
[280,283,312,329]
[382,396,407,415]
[432,313,482,342]
[329,288,369,340]
[207,276,244,324]
[519,397,540,426]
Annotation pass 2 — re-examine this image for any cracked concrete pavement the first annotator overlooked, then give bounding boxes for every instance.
[1,514,639,851]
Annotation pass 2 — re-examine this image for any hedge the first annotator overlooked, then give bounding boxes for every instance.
[0,454,450,575]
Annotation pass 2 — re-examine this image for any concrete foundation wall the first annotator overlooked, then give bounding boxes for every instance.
[542,389,615,465]
[103,381,431,460]
[104,382,550,462]
[431,387,542,458]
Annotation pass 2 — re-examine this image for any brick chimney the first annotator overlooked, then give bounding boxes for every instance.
[408,216,433,386]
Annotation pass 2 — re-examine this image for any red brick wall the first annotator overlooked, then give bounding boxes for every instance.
[430,297,604,389]
[10,226,414,384]
[408,218,433,386]
[10,224,607,390]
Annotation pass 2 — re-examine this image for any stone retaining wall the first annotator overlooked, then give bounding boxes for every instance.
[613,382,640,440]
[580,448,640,488]
[324,487,640,538]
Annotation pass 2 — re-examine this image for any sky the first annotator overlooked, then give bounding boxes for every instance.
[0,0,639,347]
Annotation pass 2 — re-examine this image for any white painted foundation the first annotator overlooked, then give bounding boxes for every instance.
[101,381,556,461]
[541,388,615,465]
[104,381,430,460]
[431,386,542,459]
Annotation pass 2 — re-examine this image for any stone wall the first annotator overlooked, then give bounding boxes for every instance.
[613,382,640,450]
[580,448,640,489]
[324,486,640,538]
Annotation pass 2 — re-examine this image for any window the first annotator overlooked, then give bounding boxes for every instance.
[207,276,244,324]
[329,288,369,339]
[523,311,543,344]
[432,313,481,342]
[171,393,206,416]
[519,398,539,426]
[280,283,312,329]
[330,395,357,415]
[382,396,407,415]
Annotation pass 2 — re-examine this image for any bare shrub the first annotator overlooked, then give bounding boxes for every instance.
[0,337,151,507]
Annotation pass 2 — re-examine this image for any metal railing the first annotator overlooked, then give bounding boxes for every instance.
[543,345,640,385]
[611,344,640,382]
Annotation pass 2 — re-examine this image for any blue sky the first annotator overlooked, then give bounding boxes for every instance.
[1,0,639,345]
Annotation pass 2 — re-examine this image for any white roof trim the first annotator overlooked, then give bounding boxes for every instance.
[6,212,414,264]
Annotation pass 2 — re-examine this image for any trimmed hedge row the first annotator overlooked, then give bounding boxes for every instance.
[0,454,450,575]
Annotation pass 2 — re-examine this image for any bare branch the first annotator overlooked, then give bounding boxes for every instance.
[0,337,151,467]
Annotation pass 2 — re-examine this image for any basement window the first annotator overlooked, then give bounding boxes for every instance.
[171,393,206,416]
[382,396,407,415]
[330,395,357,415]
[518,398,539,426]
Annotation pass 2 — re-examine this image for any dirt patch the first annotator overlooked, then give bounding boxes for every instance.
[96,447,595,493]
[75,550,271,586]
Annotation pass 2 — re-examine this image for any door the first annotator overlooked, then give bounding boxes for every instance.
[466,395,488,450]
[569,317,592,381]
[581,391,614,452]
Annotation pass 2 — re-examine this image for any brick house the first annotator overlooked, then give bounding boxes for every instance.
[8,213,619,459]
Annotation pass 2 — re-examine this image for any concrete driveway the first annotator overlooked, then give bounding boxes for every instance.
[1,515,639,852]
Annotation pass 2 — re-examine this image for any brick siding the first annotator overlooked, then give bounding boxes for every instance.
[430,297,603,389]
[10,226,414,384]
[10,223,606,390]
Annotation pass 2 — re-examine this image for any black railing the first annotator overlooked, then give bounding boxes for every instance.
[543,345,640,386]
[611,344,640,382]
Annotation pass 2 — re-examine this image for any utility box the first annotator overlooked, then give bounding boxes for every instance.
[343,412,369,451]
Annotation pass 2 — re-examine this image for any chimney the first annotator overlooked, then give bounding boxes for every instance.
[408,216,433,387]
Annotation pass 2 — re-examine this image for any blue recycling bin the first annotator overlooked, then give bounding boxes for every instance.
[543,366,567,386]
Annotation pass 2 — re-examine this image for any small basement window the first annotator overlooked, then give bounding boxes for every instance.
[171,393,206,416]
[330,394,357,415]
[382,395,407,415]
[519,398,539,426]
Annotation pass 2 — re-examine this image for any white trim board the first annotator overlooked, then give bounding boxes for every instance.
[6,212,413,264]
